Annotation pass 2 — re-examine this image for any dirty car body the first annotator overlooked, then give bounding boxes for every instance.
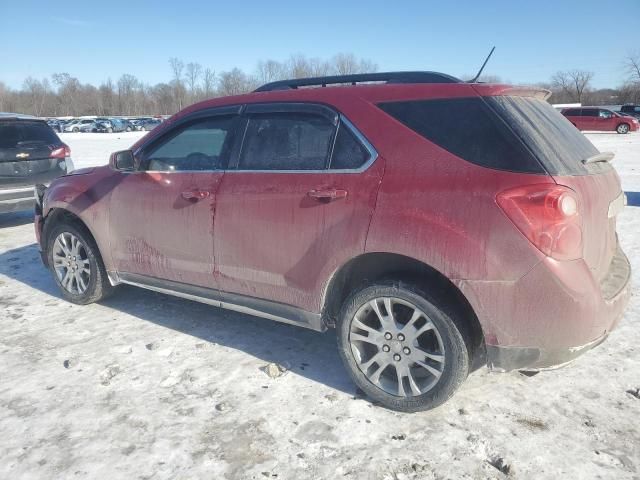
[34,72,631,411]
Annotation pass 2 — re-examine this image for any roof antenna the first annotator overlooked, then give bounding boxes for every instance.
[469,46,496,83]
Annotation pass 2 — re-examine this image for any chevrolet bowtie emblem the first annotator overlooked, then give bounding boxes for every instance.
[16,152,30,159]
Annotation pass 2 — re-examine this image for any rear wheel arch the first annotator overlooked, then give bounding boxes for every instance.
[322,252,486,368]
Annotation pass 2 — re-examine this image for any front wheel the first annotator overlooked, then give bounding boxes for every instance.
[337,283,470,412]
[47,222,114,304]
[617,123,630,134]
[72,127,79,133]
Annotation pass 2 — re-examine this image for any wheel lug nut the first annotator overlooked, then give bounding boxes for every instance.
[403,347,411,355]
[382,345,390,352]
[393,354,401,361]
[384,332,393,340]
[397,333,405,341]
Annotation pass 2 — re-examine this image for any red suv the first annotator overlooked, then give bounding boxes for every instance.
[34,72,631,411]
[562,106,639,134]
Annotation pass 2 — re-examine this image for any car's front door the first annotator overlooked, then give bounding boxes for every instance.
[597,109,616,131]
[213,104,384,313]
[109,109,240,288]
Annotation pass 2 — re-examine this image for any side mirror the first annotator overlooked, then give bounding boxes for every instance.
[109,150,136,171]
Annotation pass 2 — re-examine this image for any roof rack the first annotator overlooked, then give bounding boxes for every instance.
[254,71,462,92]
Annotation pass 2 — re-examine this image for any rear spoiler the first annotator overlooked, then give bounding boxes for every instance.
[472,84,551,100]
[583,152,615,164]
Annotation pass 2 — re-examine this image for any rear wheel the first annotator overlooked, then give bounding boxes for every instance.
[47,222,114,304]
[337,282,469,412]
[107,127,113,133]
[617,123,630,134]
[72,127,79,133]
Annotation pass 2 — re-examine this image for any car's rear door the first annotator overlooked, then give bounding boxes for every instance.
[213,103,383,313]
[108,107,241,288]
[0,120,69,189]
[580,108,598,130]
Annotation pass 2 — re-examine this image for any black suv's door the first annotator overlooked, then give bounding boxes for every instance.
[0,119,69,188]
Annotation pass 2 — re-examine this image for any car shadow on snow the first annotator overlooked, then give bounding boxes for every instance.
[0,211,33,228]
[0,243,355,395]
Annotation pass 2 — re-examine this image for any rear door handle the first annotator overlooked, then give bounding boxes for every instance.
[182,190,211,201]
[307,189,348,201]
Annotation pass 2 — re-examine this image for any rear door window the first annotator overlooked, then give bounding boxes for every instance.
[238,112,335,171]
[582,108,599,117]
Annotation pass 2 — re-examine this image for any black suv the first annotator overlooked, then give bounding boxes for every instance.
[0,114,74,213]
[620,104,640,120]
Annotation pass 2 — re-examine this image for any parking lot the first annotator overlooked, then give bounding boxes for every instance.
[1,132,639,479]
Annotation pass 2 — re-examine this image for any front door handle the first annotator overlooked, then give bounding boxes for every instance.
[182,190,211,201]
[307,189,348,202]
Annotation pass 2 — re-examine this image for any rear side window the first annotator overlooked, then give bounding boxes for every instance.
[239,113,334,170]
[486,96,602,176]
[378,98,545,173]
[330,124,370,170]
[0,121,59,148]
[563,109,581,116]
[582,108,598,117]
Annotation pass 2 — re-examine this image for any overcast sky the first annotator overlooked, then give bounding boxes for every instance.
[2,0,637,89]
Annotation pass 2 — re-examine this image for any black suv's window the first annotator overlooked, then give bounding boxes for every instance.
[0,121,59,149]
[378,97,545,173]
[621,105,640,113]
[238,113,335,170]
[144,116,236,171]
[330,123,370,170]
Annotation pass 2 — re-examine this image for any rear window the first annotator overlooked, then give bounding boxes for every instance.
[0,121,60,149]
[487,96,603,175]
[378,96,602,176]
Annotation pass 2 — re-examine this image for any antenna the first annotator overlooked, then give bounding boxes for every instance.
[469,46,496,83]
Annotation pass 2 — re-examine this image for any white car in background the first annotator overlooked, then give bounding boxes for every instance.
[64,119,95,133]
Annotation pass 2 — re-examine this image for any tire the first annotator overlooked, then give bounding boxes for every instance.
[337,282,469,412]
[72,127,79,133]
[126,127,131,132]
[617,123,630,134]
[107,127,113,133]
[46,221,115,305]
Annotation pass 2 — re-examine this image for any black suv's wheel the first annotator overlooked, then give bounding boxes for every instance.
[46,222,114,304]
[337,282,469,412]
[616,123,630,134]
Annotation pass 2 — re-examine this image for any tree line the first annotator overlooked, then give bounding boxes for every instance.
[1,51,639,118]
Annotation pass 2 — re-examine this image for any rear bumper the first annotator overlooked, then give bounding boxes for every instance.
[0,186,35,213]
[459,244,631,372]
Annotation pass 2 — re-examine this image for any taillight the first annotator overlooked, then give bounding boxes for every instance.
[496,184,582,261]
[50,144,71,159]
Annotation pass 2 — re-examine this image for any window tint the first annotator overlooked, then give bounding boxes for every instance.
[563,109,580,116]
[144,116,235,171]
[486,96,604,176]
[0,121,59,148]
[330,124,370,169]
[378,97,545,173]
[582,108,598,117]
[238,113,334,170]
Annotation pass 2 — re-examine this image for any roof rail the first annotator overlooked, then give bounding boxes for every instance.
[254,71,462,92]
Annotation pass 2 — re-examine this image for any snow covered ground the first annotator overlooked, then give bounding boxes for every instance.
[0,132,639,479]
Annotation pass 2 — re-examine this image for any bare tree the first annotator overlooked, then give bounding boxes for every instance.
[217,68,256,96]
[169,57,185,110]
[255,60,287,84]
[551,70,594,103]
[625,51,640,84]
[202,68,216,98]
[185,62,202,102]
[331,53,377,75]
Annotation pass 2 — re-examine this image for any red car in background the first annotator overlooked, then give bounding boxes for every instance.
[34,72,631,411]
[562,106,639,134]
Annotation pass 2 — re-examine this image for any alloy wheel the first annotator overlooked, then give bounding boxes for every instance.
[52,232,91,295]
[349,297,445,397]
